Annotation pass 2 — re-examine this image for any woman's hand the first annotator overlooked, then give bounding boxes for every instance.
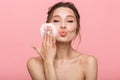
[33,26,57,62]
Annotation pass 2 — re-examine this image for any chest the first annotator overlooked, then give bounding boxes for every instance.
[55,63,85,80]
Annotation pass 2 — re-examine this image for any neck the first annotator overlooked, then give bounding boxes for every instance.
[55,41,74,60]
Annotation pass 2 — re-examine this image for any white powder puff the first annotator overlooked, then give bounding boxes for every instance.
[40,23,58,37]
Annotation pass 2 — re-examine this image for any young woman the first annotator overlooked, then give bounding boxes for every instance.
[27,2,98,80]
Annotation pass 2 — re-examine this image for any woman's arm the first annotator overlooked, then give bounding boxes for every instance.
[85,56,98,80]
[27,57,45,80]
[43,60,57,80]
[32,27,57,80]
[27,57,57,80]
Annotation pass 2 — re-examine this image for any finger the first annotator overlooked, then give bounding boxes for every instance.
[45,27,49,46]
[32,46,40,53]
[43,29,47,47]
[46,26,51,46]
[49,27,53,47]
[39,48,45,60]
[53,37,56,47]
[33,46,45,59]
[32,46,45,59]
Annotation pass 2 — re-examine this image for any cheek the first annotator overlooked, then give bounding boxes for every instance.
[68,25,77,38]
[69,30,77,38]
[68,25,77,33]
[50,22,60,30]
[68,28,77,39]
[67,22,77,31]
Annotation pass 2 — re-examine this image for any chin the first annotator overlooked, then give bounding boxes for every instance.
[56,37,72,43]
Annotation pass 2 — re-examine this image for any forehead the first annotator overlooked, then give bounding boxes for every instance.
[52,7,75,18]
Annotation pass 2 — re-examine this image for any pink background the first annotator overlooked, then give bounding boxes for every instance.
[0,0,120,80]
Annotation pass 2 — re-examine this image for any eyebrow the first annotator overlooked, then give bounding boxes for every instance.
[66,15,75,19]
[52,15,75,19]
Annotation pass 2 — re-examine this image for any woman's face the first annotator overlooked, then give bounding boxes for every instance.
[50,7,78,42]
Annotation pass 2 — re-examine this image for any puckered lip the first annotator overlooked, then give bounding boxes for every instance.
[59,30,67,37]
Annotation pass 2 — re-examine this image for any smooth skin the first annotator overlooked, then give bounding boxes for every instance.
[27,7,98,80]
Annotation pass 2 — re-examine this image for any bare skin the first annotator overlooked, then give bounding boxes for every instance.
[27,51,97,80]
[27,7,98,80]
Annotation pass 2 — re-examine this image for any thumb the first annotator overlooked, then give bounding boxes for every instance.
[32,46,45,60]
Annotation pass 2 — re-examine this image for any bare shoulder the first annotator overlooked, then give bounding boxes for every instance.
[76,52,98,79]
[76,52,98,66]
[27,57,43,67]
[26,56,43,72]
[82,53,97,64]
[26,57,45,80]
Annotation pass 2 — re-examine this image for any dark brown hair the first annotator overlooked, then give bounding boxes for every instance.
[46,2,81,47]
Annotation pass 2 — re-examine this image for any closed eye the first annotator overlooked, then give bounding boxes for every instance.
[67,20,74,23]
[53,20,59,22]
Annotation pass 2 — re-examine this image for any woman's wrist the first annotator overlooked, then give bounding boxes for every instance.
[43,59,54,65]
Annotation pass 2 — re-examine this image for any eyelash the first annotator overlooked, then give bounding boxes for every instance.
[53,20,74,23]
[67,20,74,23]
[53,20,59,22]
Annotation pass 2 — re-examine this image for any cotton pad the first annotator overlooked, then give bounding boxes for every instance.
[40,23,58,37]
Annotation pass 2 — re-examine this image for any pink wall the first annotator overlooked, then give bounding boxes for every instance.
[0,0,120,80]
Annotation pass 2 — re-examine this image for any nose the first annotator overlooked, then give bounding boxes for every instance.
[61,26,66,29]
[60,22,66,29]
